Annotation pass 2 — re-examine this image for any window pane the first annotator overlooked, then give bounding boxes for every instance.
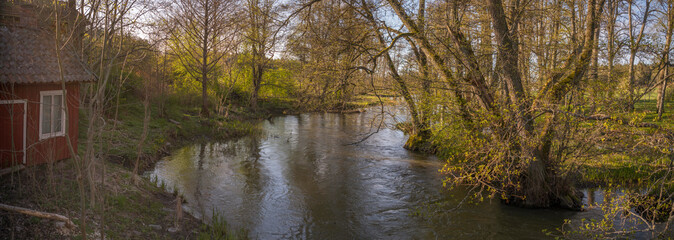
[42,95,52,134]
[54,95,63,132]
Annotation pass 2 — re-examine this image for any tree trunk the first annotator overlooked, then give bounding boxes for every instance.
[418,49,432,141]
[607,0,617,98]
[489,0,551,208]
[657,2,674,119]
[499,0,602,208]
[488,0,533,139]
[658,65,669,119]
[628,49,637,111]
[590,21,600,104]
[447,28,497,112]
[201,0,210,117]
[417,0,432,140]
[201,72,209,116]
[386,0,474,124]
[362,2,424,148]
[626,0,651,111]
[251,62,262,110]
[133,98,150,185]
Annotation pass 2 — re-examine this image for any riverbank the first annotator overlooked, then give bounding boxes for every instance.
[424,97,674,189]
[0,159,204,239]
[0,93,391,239]
[259,94,397,115]
[575,98,674,188]
[0,95,260,239]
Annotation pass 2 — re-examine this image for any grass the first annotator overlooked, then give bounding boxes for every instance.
[0,157,204,239]
[87,94,260,238]
[573,94,674,187]
[578,153,666,187]
[1,92,261,239]
[344,95,396,109]
[633,97,674,129]
[197,212,248,240]
[94,94,259,171]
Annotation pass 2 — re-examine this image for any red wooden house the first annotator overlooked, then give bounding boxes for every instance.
[0,2,93,168]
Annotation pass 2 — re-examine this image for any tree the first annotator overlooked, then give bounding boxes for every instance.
[287,0,374,109]
[51,0,154,236]
[605,0,622,103]
[242,0,283,109]
[376,0,606,208]
[626,0,652,111]
[363,0,434,150]
[166,0,238,116]
[656,0,673,119]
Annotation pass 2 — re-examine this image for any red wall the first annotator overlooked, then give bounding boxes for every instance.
[0,99,25,167]
[0,83,80,167]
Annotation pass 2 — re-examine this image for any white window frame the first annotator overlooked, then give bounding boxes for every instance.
[0,100,27,164]
[39,90,67,140]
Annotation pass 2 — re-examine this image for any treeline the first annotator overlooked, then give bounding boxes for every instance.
[85,0,674,210]
[102,0,388,117]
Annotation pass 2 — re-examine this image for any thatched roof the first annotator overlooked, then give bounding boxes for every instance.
[0,3,94,84]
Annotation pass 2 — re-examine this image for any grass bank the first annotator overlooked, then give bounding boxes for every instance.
[255,94,397,115]
[97,95,260,173]
[1,94,261,239]
[0,92,393,239]
[574,98,674,187]
[0,159,204,239]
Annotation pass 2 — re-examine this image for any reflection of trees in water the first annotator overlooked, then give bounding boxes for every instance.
[208,143,216,158]
[219,140,238,157]
[339,114,346,129]
[587,189,596,205]
[195,143,206,219]
[239,137,262,193]
[198,143,206,169]
[282,113,374,237]
[167,145,197,189]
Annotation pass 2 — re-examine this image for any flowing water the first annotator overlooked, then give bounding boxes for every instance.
[148,107,627,239]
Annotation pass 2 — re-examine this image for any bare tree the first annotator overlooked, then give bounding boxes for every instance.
[48,0,152,236]
[657,0,673,119]
[287,0,373,109]
[605,0,622,99]
[626,0,652,110]
[242,0,284,109]
[166,0,238,116]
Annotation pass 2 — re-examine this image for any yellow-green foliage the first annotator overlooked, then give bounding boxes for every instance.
[226,55,298,102]
[171,59,204,104]
[259,67,295,98]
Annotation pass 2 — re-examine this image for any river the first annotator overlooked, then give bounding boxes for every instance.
[148,106,626,239]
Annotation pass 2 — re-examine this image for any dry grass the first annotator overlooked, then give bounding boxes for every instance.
[0,159,202,239]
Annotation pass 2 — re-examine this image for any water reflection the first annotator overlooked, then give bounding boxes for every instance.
[150,107,634,239]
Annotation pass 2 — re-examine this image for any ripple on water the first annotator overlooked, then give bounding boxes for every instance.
[148,109,649,239]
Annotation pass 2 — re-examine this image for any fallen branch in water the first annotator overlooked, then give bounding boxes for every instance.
[0,203,76,229]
